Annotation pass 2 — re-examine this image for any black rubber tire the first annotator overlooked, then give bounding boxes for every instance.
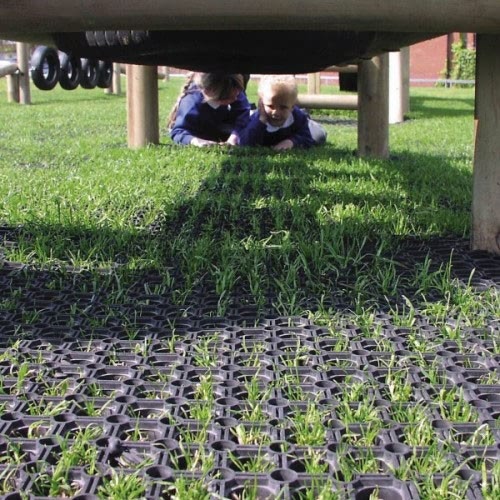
[58,52,81,90]
[79,58,99,89]
[130,31,149,44]
[97,60,113,88]
[93,31,108,47]
[104,31,119,46]
[86,30,150,48]
[85,31,97,47]
[30,46,60,91]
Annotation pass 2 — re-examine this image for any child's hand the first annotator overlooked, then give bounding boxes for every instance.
[224,133,240,146]
[272,139,294,151]
[191,137,218,147]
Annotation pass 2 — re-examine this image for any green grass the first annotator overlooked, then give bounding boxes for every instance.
[0,77,496,325]
[0,78,478,311]
[0,76,498,498]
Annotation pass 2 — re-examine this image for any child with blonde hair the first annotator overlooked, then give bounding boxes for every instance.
[240,74,326,150]
[168,73,251,147]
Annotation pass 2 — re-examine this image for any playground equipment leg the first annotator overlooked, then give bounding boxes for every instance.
[401,47,410,115]
[357,53,389,159]
[307,72,321,94]
[16,42,31,105]
[112,63,121,95]
[389,50,404,124]
[126,64,159,148]
[472,34,500,254]
[104,63,121,95]
[7,73,20,103]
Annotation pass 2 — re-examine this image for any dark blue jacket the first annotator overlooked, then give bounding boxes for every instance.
[239,106,315,148]
[170,86,251,145]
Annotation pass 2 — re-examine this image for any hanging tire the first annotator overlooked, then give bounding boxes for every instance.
[58,52,81,90]
[30,46,60,91]
[86,30,150,47]
[80,58,99,89]
[97,60,112,88]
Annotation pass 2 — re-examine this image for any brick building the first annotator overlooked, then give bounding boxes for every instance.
[410,33,476,86]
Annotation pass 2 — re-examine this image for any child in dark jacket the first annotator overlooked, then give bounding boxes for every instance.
[240,74,326,150]
[168,73,251,147]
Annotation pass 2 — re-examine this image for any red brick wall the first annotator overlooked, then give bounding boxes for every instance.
[410,35,449,86]
[409,33,475,86]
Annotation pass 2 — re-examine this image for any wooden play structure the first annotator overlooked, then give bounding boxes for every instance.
[0,43,31,104]
[0,1,499,254]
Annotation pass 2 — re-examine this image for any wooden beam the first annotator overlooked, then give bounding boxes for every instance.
[2,1,500,33]
[297,94,357,110]
[0,62,18,78]
[472,34,500,254]
[389,50,404,124]
[357,54,389,159]
[104,62,121,95]
[400,46,410,115]
[16,43,31,105]
[307,73,321,94]
[126,64,159,149]
[112,63,121,94]
[7,73,20,103]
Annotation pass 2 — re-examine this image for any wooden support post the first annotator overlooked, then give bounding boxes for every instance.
[126,64,159,148]
[389,50,404,124]
[104,63,121,95]
[7,73,20,103]
[112,63,121,94]
[400,46,410,115]
[307,73,314,93]
[472,34,500,254]
[307,73,320,94]
[357,53,389,159]
[16,43,31,104]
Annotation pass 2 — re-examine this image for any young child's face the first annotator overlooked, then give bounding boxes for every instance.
[204,86,241,106]
[260,88,296,127]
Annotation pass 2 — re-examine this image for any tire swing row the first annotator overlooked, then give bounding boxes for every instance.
[30,46,112,91]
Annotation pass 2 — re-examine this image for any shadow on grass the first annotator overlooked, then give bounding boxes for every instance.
[1,140,489,339]
[153,144,478,309]
[157,143,472,243]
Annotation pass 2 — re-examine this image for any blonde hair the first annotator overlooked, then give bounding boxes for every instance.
[258,74,298,101]
[168,73,246,128]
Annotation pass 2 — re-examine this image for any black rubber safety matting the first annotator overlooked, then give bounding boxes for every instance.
[0,233,499,499]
